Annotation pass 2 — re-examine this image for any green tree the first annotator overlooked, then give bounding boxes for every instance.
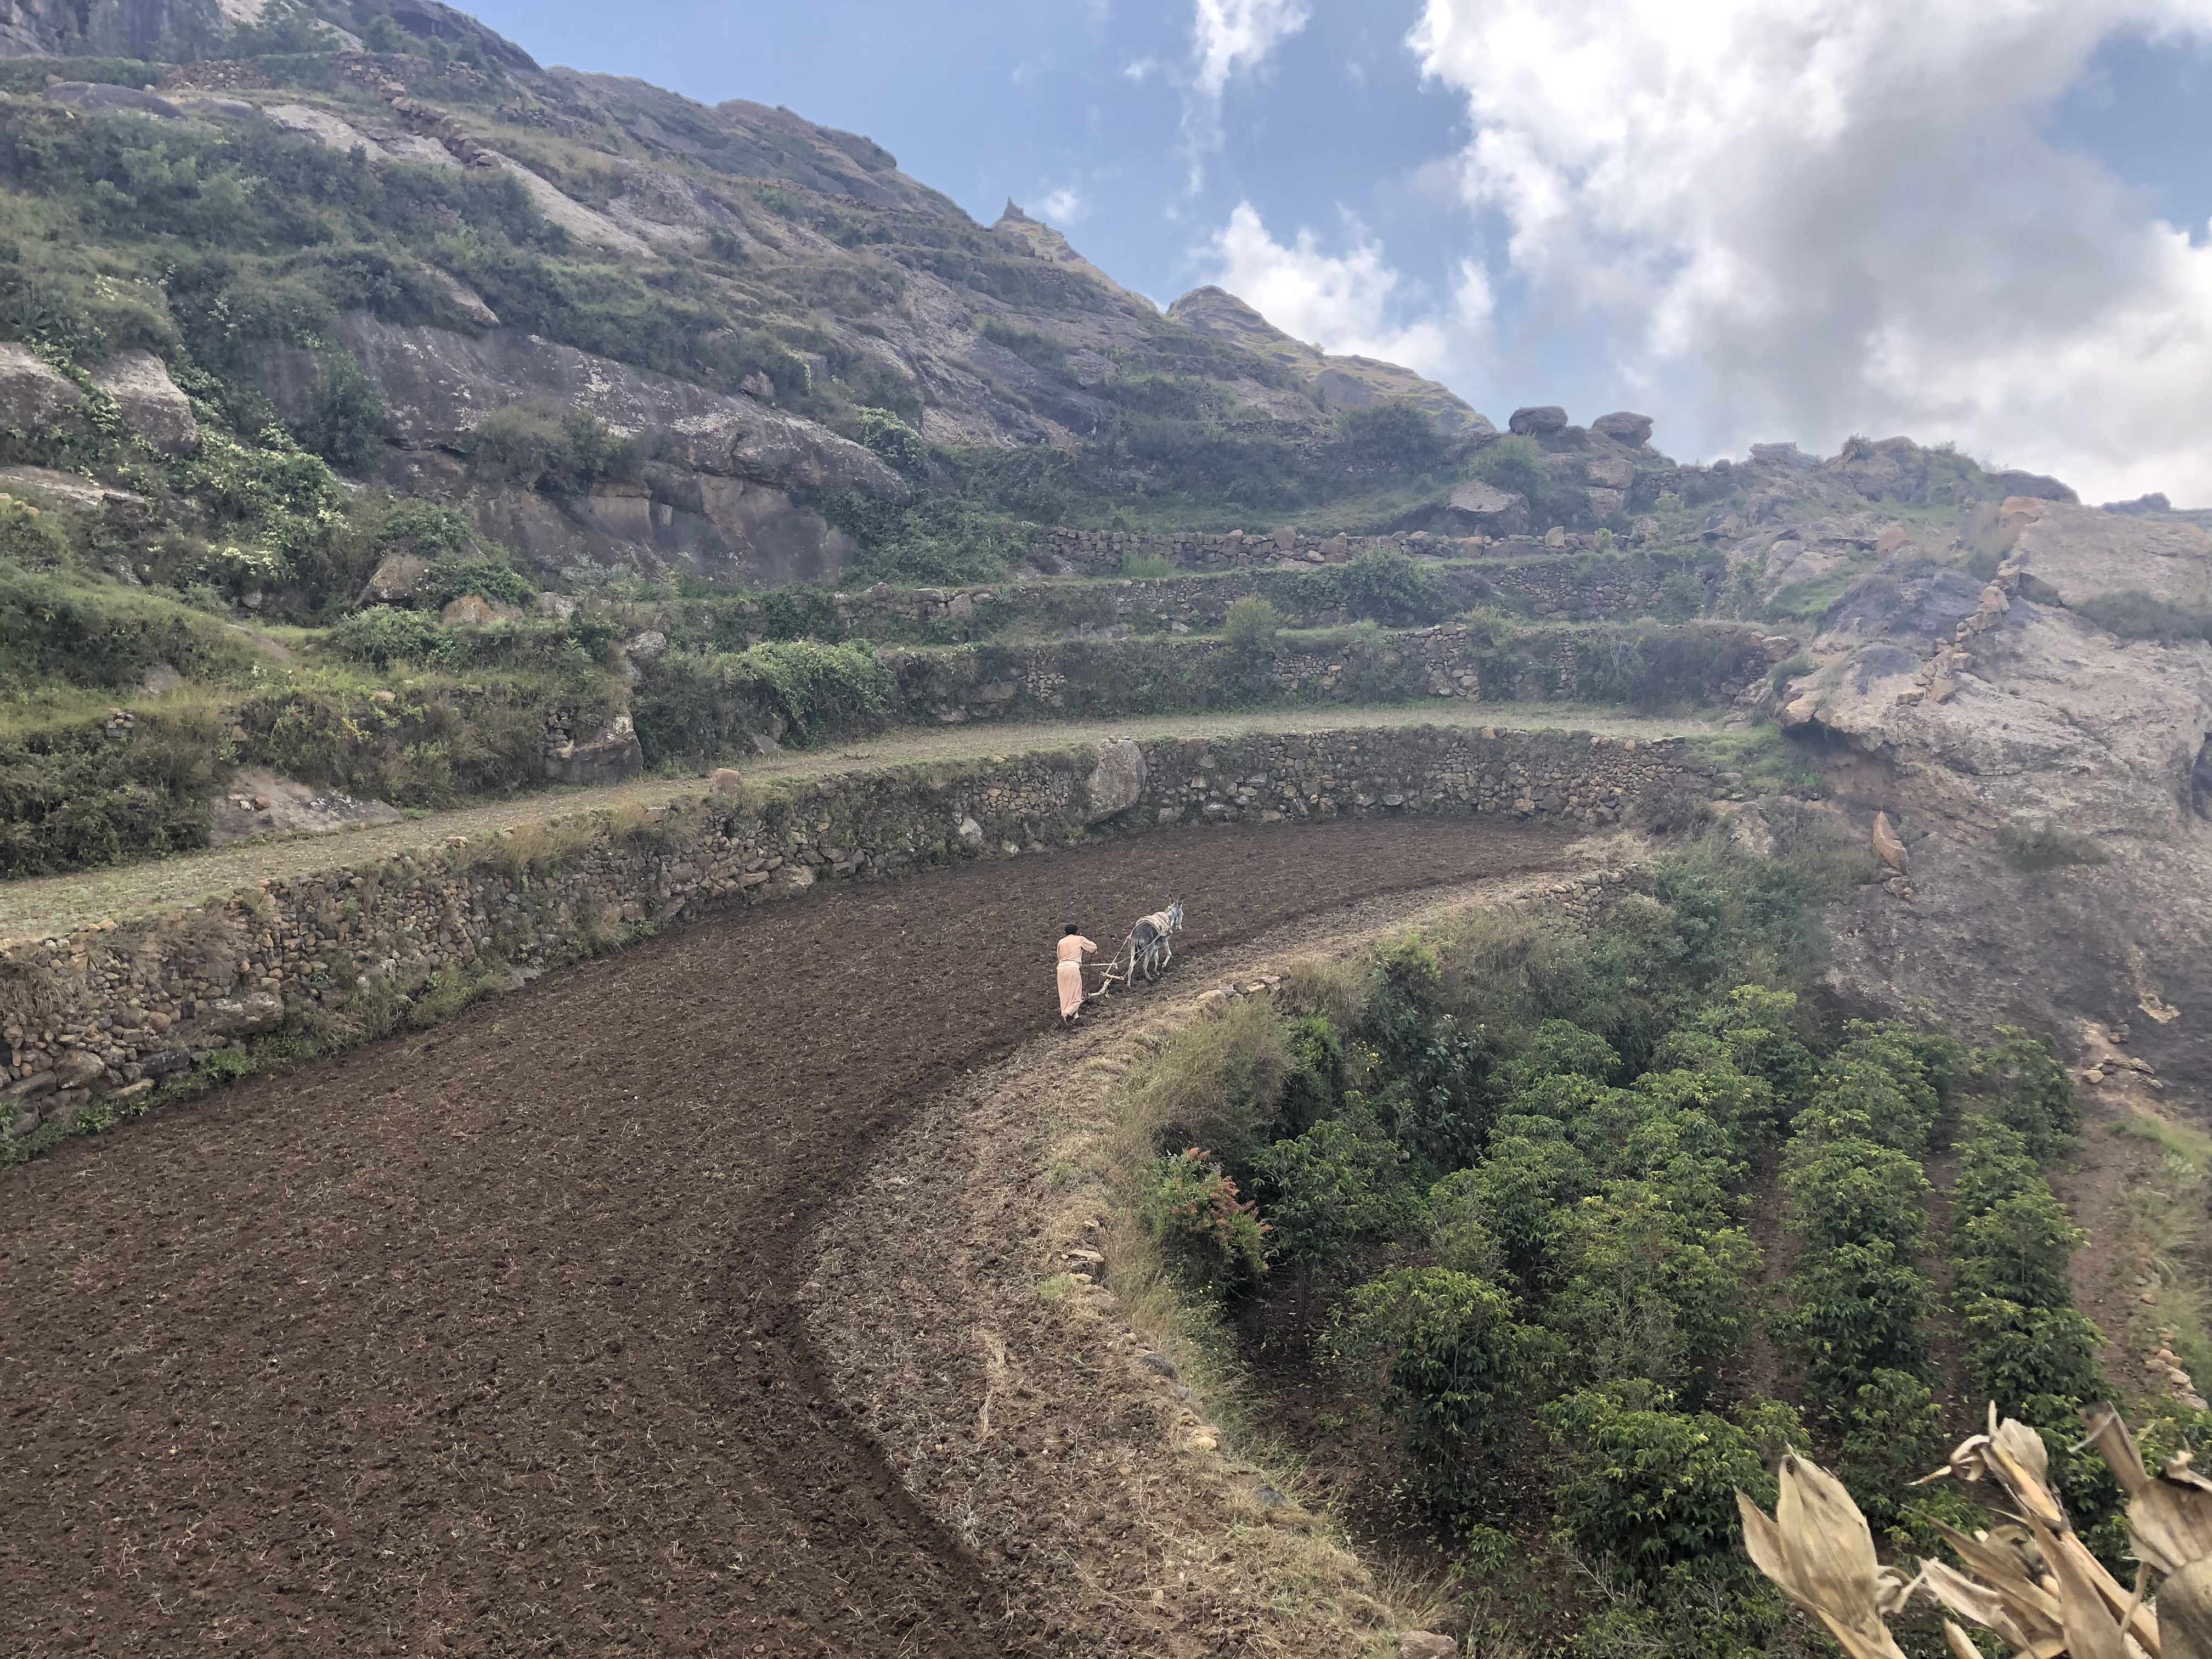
[1834,1369,1948,1534]
[1781,1137,1931,1253]
[1548,1181,1762,1389]
[1545,1385,1775,1579]
[1974,1027,2079,1159]
[1251,1115,1404,1328]
[1451,1128,1592,1286]
[1329,1267,1533,1515]
[1773,1240,1937,1403]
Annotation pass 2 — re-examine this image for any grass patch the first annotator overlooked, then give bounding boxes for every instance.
[2122,1113,2212,1391]
[1998,819,2109,873]
[1764,566,1865,624]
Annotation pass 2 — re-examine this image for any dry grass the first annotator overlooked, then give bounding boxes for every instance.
[1108,995,1291,1175]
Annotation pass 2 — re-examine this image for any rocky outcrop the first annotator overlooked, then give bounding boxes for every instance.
[0,343,81,429]
[266,315,909,585]
[1165,286,1494,438]
[2001,499,2212,608]
[1446,478,1529,536]
[1776,523,2212,1110]
[92,350,198,454]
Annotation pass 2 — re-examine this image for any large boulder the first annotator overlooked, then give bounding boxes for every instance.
[1446,477,1528,536]
[1590,410,1654,446]
[545,714,644,786]
[2004,501,2212,609]
[1585,454,1636,490]
[0,345,82,431]
[1991,467,2078,504]
[92,350,198,455]
[1508,404,1568,436]
[1084,738,1149,823]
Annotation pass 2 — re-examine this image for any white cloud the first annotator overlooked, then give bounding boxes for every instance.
[1201,201,1492,369]
[1409,0,2212,501]
[1180,0,1311,182]
[1037,185,1085,223]
[1192,0,1310,99]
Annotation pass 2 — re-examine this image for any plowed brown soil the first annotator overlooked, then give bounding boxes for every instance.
[1,817,1576,1658]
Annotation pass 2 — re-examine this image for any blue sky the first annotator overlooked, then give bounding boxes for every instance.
[465,1,2212,503]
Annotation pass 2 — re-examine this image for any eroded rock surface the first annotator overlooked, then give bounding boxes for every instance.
[1774,513,2212,1106]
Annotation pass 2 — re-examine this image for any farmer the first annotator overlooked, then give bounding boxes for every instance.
[1056,923,1097,1026]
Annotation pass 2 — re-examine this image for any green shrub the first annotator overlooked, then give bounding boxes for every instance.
[1142,1148,1269,1293]
[1546,1179,1763,1387]
[1446,1128,1592,1286]
[630,639,894,759]
[464,403,632,491]
[1771,1239,1937,1401]
[1998,819,2109,873]
[853,405,929,486]
[1833,1368,1949,1534]
[376,502,478,559]
[1325,550,1446,624]
[1120,551,1177,578]
[1329,401,1444,471]
[1781,1138,1930,1252]
[294,349,385,469]
[0,568,255,690]
[1251,1114,1407,1326]
[329,605,448,667]
[415,555,536,612]
[1973,1027,2079,1158]
[1545,1385,1774,1579]
[1222,593,1281,653]
[1328,1266,1533,1513]
[1273,1011,1344,1137]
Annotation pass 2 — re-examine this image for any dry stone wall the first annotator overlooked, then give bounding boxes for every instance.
[804,556,1663,644]
[1027,524,1630,582]
[879,622,1774,726]
[1,727,1714,1156]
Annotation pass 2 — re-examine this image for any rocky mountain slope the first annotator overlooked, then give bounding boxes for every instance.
[0,0,1506,589]
[3,0,2209,1111]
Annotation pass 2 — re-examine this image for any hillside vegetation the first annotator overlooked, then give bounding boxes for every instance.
[1120,834,2161,1656]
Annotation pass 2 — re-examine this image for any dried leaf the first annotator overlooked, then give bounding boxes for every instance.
[2080,1404,2212,1579]
[1944,1622,1988,1659]
[1918,1558,2040,1652]
[1739,1458,1910,1659]
[2030,1514,2131,1659]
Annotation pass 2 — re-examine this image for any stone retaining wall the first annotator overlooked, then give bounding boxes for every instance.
[0,726,1716,1156]
[879,622,1775,727]
[1027,524,1616,575]
[800,556,1663,645]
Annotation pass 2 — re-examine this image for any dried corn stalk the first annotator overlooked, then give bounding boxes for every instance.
[1736,1453,1916,1659]
[1735,1403,2212,1659]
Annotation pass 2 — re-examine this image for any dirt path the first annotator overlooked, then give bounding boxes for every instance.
[0,703,1707,941]
[0,816,1583,1658]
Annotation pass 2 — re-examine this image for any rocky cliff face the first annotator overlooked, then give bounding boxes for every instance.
[1168,285,1495,438]
[0,14,1505,580]
[1753,481,2212,1109]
